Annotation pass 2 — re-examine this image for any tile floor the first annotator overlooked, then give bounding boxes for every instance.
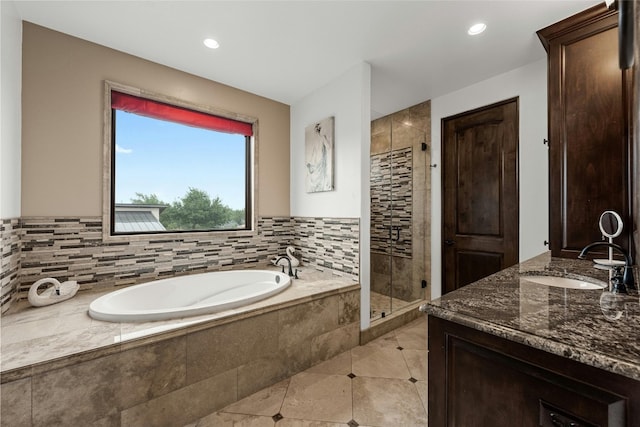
[186,317,428,427]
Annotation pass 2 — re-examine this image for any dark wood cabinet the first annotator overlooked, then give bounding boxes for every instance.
[538,4,634,259]
[428,316,640,426]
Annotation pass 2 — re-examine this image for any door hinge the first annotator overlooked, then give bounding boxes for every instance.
[421,279,427,289]
[543,138,549,147]
[421,142,428,151]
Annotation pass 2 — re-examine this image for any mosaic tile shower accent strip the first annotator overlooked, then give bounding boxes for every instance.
[370,147,413,257]
[1,218,21,313]
[390,147,413,256]
[370,151,392,254]
[292,217,359,278]
[9,216,358,302]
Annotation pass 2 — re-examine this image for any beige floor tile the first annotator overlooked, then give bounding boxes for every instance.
[222,379,289,417]
[305,350,352,376]
[188,319,429,427]
[280,373,352,423]
[402,349,427,380]
[276,419,349,427]
[415,380,428,413]
[398,317,427,331]
[189,412,275,427]
[352,377,427,426]
[351,346,411,379]
[394,318,427,340]
[395,321,427,350]
[362,329,399,350]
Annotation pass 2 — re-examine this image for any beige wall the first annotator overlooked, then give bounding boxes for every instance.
[21,22,290,217]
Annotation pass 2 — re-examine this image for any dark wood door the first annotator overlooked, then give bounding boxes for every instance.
[442,99,519,294]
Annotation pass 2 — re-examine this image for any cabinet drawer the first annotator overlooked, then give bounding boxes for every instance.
[540,399,621,427]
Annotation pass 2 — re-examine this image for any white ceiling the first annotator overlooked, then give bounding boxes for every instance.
[13,0,598,119]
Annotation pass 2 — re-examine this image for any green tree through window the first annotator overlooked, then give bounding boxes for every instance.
[130,189,245,231]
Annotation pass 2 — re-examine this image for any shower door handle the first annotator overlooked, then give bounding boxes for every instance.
[390,226,401,242]
[444,239,456,246]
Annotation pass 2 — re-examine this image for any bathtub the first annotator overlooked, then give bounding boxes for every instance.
[88,270,291,322]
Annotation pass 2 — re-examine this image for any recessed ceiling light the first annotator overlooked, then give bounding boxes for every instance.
[468,23,487,36]
[203,38,220,49]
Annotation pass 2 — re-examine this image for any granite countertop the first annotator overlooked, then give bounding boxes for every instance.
[421,252,640,381]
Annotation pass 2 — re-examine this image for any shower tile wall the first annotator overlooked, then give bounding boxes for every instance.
[0,216,359,309]
[0,219,21,314]
[370,101,431,304]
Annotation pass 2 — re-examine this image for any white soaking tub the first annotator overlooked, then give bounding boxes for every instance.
[88,269,291,322]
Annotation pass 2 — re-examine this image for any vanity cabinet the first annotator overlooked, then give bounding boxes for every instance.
[537,4,634,259]
[428,316,640,426]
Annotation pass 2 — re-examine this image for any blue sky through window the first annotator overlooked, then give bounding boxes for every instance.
[114,110,246,209]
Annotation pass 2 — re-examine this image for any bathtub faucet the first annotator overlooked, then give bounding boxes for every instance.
[276,256,295,277]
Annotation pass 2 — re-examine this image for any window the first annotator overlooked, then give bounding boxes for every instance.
[105,84,255,236]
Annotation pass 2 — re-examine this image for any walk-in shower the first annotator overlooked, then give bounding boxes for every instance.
[370,101,431,321]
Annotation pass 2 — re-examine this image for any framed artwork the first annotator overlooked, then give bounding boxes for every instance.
[305,116,334,193]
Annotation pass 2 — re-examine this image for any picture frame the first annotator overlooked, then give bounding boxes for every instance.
[305,116,334,193]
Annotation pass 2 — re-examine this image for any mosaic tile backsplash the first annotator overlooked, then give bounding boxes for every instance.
[293,217,360,276]
[1,219,21,314]
[1,216,359,313]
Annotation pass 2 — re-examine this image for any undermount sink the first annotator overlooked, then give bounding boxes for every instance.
[520,275,606,290]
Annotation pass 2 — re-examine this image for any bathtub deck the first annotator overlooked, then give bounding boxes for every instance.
[0,266,358,382]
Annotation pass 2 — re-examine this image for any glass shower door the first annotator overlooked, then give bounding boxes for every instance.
[370,105,430,321]
[370,144,393,319]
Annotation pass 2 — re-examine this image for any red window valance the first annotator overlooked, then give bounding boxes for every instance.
[111,91,253,136]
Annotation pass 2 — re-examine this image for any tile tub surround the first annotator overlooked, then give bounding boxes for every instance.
[8,215,358,303]
[0,268,360,426]
[422,251,640,381]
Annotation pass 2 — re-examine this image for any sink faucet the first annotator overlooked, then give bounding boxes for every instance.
[276,256,295,277]
[578,242,635,291]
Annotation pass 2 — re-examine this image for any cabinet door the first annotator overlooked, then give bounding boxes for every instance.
[427,316,637,426]
[444,336,624,426]
[539,6,634,259]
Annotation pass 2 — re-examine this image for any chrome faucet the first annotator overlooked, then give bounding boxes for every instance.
[276,256,295,277]
[578,242,635,291]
